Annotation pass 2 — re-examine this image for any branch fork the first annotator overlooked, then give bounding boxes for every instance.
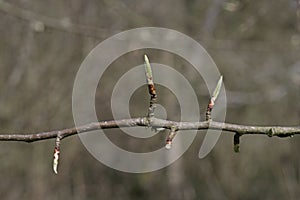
[0,55,299,174]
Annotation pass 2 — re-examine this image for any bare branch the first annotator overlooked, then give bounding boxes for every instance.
[0,53,298,173]
[0,117,299,143]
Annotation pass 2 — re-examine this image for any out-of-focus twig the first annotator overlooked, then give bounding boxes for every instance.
[296,0,300,32]
[0,0,107,37]
[0,1,298,53]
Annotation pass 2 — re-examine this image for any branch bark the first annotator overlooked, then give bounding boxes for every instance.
[0,117,299,143]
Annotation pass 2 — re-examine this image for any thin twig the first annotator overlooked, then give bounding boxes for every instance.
[296,0,300,32]
[53,135,61,174]
[1,1,298,53]
[0,118,299,143]
[233,133,240,153]
[165,126,178,150]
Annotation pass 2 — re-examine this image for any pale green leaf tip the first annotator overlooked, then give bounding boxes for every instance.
[144,54,150,69]
[53,151,59,174]
[212,75,223,98]
[219,75,223,82]
[144,54,149,63]
[144,54,153,79]
[53,163,58,174]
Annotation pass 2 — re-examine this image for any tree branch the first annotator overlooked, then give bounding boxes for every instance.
[0,54,298,174]
[0,117,299,143]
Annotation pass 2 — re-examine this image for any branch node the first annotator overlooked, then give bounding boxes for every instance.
[140,117,149,126]
[267,128,275,137]
[165,126,178,150]
[233,133,241,153]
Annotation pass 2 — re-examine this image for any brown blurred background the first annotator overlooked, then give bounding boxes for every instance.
[0,0,300,199]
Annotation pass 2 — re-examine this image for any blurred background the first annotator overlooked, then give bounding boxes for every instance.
[0,0,300,199]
